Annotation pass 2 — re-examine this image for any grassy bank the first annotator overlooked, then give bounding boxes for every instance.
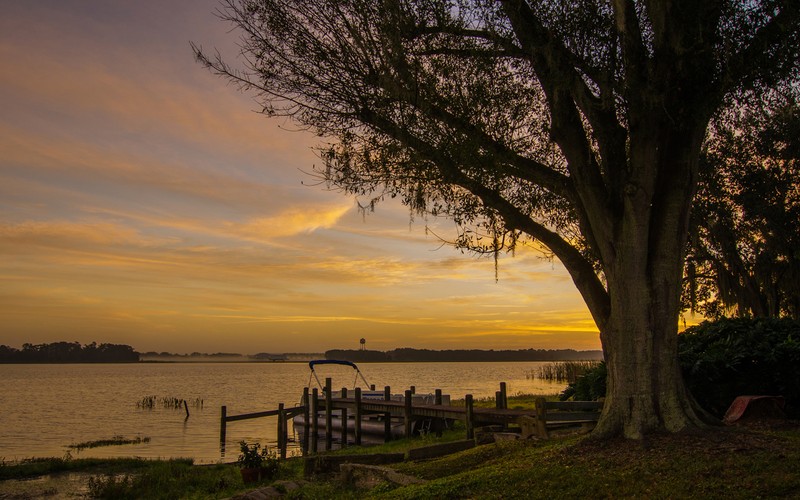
[3,422,799,498]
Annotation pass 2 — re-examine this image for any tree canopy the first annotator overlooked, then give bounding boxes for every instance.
[196,0,800,438]
[685,89,800,320]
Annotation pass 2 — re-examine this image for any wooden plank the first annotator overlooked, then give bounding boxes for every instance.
[225,408,281,422]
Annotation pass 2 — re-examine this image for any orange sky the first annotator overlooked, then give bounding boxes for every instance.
[0,0,602,354]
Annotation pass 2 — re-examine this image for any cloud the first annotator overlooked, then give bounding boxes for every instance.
[230,204,352,240]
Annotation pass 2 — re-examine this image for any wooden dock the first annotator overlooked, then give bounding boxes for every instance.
[219,380,603,457]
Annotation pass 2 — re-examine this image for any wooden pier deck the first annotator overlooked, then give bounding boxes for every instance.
[220,379,603,457]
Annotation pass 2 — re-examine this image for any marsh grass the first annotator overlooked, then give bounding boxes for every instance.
[68,436,151,451]
[528,361,601,383]
[136,396,204,410]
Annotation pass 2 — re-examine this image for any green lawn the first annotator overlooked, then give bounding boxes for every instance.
[3,422,798,499]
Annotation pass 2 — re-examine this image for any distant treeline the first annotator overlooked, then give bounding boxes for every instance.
[139,351,290,361]
[324,348,604,363]
[0,341,139,363]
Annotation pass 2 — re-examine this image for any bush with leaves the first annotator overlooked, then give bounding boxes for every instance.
[678,317,800,418]
[563,318,800,419]
[559,362,607,402]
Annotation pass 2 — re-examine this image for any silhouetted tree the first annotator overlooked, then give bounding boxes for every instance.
[0,342,139,363]
[196,0,800,438]
[685,91,800,319]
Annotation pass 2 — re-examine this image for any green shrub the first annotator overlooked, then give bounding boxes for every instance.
[561,318,800,419]
[678,317,800,418]
[560,362,606,401]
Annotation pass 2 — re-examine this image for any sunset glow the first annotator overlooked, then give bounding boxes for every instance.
[0,0,600,353]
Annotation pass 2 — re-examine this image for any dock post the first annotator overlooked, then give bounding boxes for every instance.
[219,405,227,446]
[278,403,287,459]
[354,387,362,446]
[434,388,443,437]
[404,389,413,438]
[410,385,416,395]
[340,388,348,447]
[325,378,333,451]
[302,387,310,456]
[311,388,319,453]
[500,382,508,410]
[495,391,503,410]
[465,394,474,440]
[370,384,376,391]
[384,386,392,441]
[535,397,549,439]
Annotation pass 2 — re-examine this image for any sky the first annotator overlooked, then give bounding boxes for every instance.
[0,0,601,354]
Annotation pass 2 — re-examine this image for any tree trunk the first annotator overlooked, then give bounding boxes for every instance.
[594,280,707,438]
[591,129,710,439]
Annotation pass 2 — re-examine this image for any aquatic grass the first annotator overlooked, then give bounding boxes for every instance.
[136,396,204,410]
[527,361,601,383]
[68,436,151,451]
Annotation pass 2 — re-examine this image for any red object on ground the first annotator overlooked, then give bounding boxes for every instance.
[723,395,786,424]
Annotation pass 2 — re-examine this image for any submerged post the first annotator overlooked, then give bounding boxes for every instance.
[354,387,362,446]
[404,389,413,438]
[302,387,310,456]
[219,405,227,445]
[325,377,333,451]
[311,388,319,454]
[465,394,474,440]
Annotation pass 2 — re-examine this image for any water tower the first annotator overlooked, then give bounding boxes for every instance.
[359,338,366,351]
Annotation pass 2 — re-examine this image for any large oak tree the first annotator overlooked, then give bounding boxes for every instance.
[195,0,800,438]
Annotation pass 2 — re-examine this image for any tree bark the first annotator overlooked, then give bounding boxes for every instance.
[589,125,709,438]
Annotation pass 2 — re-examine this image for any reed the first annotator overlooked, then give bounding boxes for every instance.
[68,436,151,451]
[527,361,601,383]
[136,396,204,410]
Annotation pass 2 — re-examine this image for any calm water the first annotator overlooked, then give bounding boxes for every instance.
[0,362,565,464]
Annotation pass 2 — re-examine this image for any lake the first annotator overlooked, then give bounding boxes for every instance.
[0,361,567,464]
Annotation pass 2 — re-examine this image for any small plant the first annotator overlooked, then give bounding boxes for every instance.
[236,441,279,483]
